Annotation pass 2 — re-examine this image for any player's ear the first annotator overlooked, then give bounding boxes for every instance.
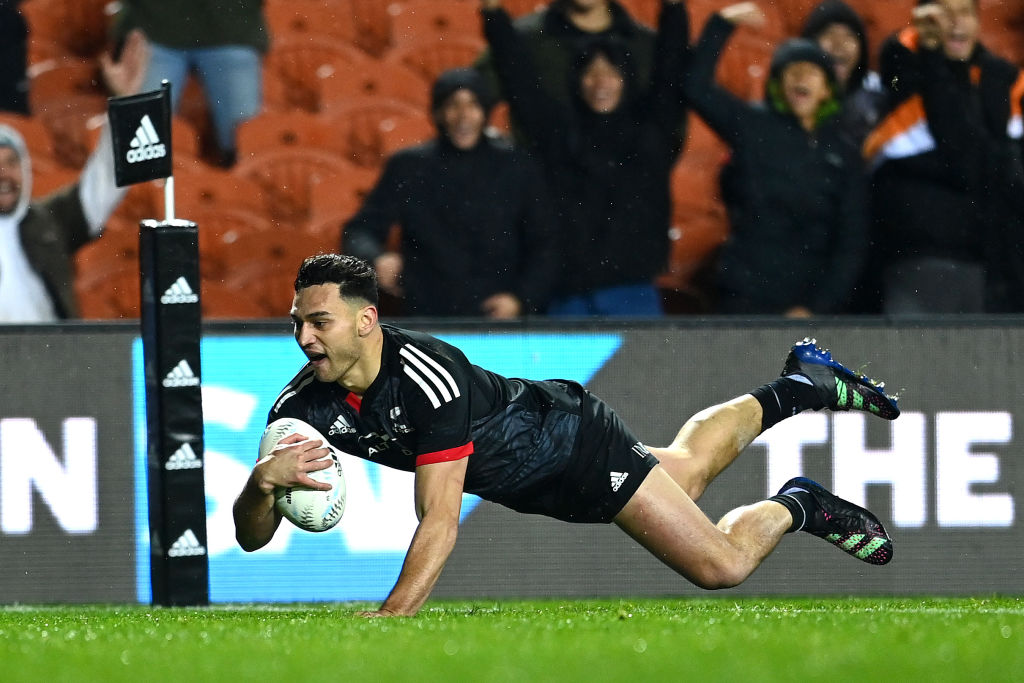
[357,304,378,336]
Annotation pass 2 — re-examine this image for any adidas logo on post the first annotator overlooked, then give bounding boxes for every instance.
[168,528,206,558]
[126,114,167,164]
[610,471,629,492]
[160,276,198,304]
[162,360,200,387]
[165,442,202,470]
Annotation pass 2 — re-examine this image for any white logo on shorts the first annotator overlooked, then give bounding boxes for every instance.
[610,471,629,492]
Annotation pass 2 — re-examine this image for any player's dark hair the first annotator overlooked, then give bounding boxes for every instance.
[294,253,379,306]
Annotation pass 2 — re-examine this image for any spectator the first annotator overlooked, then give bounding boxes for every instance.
[475,0,660,144]
[112,0,268,167]
[801,0,886,146]
[343,68,559,319]
[864,0,1024,314]
[683,3,868,317]
[0,31,147,322]
[0,0,29,114]
[481,0,689,317]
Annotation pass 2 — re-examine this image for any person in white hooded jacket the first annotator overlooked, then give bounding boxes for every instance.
[0,30,147,322]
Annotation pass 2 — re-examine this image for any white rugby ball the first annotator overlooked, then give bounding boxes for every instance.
[259,418,347,532]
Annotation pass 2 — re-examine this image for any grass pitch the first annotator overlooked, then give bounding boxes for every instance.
[3,597,1022,682]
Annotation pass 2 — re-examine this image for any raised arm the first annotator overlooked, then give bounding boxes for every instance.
[342,157,408,297]
[646,0,691,133]
[480,0,568,155]
[360,457,468,617]
[682,3,764,145]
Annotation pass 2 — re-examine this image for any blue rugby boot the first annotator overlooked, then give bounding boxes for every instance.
[782,338,900,420]
[775,477,893,566]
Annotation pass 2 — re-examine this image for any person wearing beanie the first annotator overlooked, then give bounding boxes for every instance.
[474,0,660,147]
[863,0,1024,313]
[682,2,868,316]
[481,0,689,316]
[0,31,147,323]
[800,0,886,146]
[342,67,558,319]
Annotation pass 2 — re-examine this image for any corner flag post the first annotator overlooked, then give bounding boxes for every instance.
[109,80,209,606]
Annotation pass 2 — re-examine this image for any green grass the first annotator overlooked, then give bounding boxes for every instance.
[3,597,1022,682]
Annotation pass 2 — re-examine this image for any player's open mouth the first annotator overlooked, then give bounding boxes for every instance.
[306,352,327,363]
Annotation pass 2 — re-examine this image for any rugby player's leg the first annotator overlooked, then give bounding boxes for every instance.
[646,395,763,502]
[613,465,791,589]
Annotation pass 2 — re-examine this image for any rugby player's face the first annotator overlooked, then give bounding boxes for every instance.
[291,284,364,384]
[0,146,24,215]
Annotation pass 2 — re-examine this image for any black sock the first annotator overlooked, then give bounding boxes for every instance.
[750,377,824,432]
[769,487,815,533]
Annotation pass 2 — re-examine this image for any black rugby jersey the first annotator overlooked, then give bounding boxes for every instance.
[269,324,586,507]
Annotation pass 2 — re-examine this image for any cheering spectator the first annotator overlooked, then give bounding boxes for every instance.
[0,32,147,322]
[801,0,886,146]
[481,0,689,316]
[864,0,1024,313]
[343,68,559,319]
[683,3,868,316]
[475,0,662,144]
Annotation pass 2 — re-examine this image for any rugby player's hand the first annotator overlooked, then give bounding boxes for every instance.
[254,433,334,494]
[374,252,404,297]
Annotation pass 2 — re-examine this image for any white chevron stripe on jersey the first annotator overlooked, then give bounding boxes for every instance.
[400,345,460,398]
[403,364,442,408]
[273,366,316,413]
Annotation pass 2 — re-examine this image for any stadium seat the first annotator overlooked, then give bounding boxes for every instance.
[321,97,433,168]
[319,59,431,110]
[307,163,379,224]
[346,0,395,57]
[192,206,277,279]
[172,166,265,218]
[377,114,437,159]
[233,147,364,222]
[501,0,546,19]
[27,57,104,113]
[200,278,277,318]
[236,110,335,160]
[34,93,108,168]
[383,35,486,85]
[390,0,484,46]
[263,0,359,44]
[264,34,374,112]
[0,112,56,162]
[19,0,112,58]
[28,158,79,198]
[75,264,141,319]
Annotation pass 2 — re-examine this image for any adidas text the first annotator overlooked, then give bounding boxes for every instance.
[126,114,167,164]
[160,276,198,305]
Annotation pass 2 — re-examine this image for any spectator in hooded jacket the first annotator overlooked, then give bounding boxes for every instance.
[342,68,559,319]
[474,0,662,145]
[0,31,147,322]
[683,2,868,317]
[863,0,1024,313]
[801,0,886,147]
[481,0,689,317]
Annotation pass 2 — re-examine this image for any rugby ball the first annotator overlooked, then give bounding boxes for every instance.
[259,418,347,532]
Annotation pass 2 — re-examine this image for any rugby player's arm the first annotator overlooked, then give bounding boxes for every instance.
[232,462,285,552]
[364,455,468,617]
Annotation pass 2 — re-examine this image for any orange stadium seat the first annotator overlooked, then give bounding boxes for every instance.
[233,147,364,222]
[27,57,104,112]
[75,264,141,319]
[0,112,56,162]
[390,0,484,46]
[264,34,373,112]
[322,96,433,168]
[377,114,437,158]
[201,280,276,319]
[193,206,277,279]
[236,110,336,160]
[263,0,359,44]
[171,166,265,217]
[34,93,108,168]
[308,163,379,223]
[319,59,431,110]
[20,0,112,58]
[347,0,396,57]
[501,0,547,19]
[383,35,486,84]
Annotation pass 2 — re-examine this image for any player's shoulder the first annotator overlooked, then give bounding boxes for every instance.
[269,363,320,417]
[383,324,468,368]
